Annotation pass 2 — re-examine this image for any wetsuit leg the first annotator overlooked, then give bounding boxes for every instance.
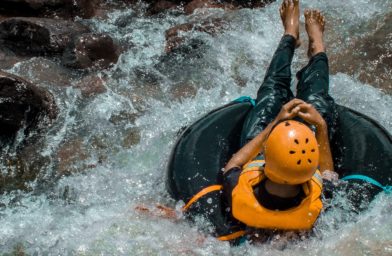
[241,35,296,145]
[295,52,337,138]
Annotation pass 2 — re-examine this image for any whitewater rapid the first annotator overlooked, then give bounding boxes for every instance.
[1,0,391,254]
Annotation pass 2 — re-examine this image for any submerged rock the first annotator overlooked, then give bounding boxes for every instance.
[0,17,90,56]
[0,71,58,193]
[62,33,120,69]
[122,127,141,148]
[74,74,107,97]
[11,57,74,87]
[56,138,89,176]
[0,0,97,18]
[165,18,226,53]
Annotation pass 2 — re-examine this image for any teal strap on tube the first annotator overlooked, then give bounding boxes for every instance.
[233,96,256,106]
[342,175,392,194]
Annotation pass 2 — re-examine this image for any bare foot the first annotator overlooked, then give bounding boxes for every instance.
[280,0,301,47]
[304,9,325,57]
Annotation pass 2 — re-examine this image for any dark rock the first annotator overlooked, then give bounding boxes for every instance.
[165,18,225,53]
[147,0,275,15]
[0,46,28,69]
[62,33,120,69]
[0,144,52,193]
[0,70,58,143]
[184,0,235,15]
[0,17,90,57]
[0,0,98,19]
[74,74,107,97]
[330,13,392,94]
[231,0,275,8]
[114,11,136,28]
[147,0,178,15]
[0,72,60,194]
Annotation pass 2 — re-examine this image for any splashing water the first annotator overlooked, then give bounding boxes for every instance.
[1,0,391,254]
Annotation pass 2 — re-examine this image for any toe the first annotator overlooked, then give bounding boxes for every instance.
[304,9,310,19]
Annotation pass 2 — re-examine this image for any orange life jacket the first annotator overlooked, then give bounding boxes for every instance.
[232,160,323,230]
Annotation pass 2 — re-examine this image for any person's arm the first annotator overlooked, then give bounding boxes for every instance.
[224,99,304,172]
[223,121,276,172]
[314,119,335,173]
[296,102,338,180]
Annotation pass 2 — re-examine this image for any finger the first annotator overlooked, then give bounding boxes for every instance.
[284,99,305,111]
[286,107,300,119]
[297,102,314,112]
[297,111,310,121]
[290,106,301,116]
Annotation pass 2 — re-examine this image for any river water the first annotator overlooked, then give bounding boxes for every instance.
[1,0,392,254]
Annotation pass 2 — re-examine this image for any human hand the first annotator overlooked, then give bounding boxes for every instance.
[296,102,326,128]
[274,98,304,124]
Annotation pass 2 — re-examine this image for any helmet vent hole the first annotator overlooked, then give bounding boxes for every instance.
[305,138,309,144]
[311,149,315,152]
[285,122,290,126]
[297,160,301,165]
[308,159,312,163]
[302,150,306,154]
[289,150,296,154]
[294,139,299,144]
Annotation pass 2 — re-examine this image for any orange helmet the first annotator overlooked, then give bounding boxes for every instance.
[264,120,319,185]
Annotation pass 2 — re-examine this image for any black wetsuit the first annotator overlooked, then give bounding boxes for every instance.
[241,34,337,145]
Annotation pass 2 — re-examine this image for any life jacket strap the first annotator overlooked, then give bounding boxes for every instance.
[182,185,223,211]
[217,230,247,241]
[342,174,392,193]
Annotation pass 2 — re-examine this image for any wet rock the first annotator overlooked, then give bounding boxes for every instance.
[0,71,58,143]
[11,57,73,87]
[168,82,197,100]
[165,23,195,53]
[109,110,138,125]
[122,127,141,148]
[74,74,107,97]
[184,0,235,15]
[0,144,52,193]
[329,13,392,94]
[130,67,165,100]
[0,17,90,56]
[165,18,225,53]
[147,0,178,15]
[56,138,88,176]
[147,0,274,15]
[114,11,136,28]
[0,0,97,19]
[0,46,28,69]
[232,0,275,8]
[62,33,120,69]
